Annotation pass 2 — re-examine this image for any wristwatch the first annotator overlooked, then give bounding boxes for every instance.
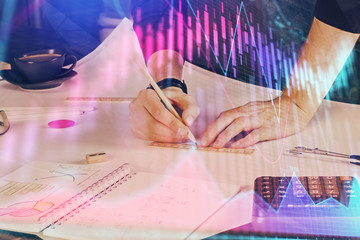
[146,78,188,94]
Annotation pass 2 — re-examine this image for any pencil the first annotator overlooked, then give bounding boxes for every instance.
[135,60,197,144]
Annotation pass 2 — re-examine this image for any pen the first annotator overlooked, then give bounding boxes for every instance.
[350,162,360,166]
[135,60,197,144]
[0,229,43,240]
[289,146,360,165]
[293,147,360,160]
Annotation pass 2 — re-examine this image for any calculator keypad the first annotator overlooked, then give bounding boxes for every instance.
[254,176,358,211]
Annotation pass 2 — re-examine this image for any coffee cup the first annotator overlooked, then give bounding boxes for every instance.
[13,49,77,84]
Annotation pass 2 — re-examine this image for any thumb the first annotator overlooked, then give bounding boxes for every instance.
[169,93,200,126]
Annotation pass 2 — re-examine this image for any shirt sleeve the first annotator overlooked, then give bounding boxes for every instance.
[314,0,360,33]
[131,0,188,62]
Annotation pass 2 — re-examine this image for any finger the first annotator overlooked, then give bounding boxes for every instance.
[143,90,188,133]
[198,109,241,146]
[230,128,264,148]
[128,111,149,140]
[172,95,200,126]
[164,89,200,126]
[212,118,258,148]
[129,105,188,142]
[144,118,189,142]
[132,124,188,142]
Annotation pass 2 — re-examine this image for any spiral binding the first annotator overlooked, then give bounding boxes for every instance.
[38,163,135,232]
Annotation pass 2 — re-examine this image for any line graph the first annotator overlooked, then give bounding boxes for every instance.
[186,0,282,121]
[35,170,88,182]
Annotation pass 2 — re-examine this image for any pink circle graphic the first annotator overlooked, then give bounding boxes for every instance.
[48,119,75,128]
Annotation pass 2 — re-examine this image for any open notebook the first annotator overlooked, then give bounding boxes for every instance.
[0,161,239,239]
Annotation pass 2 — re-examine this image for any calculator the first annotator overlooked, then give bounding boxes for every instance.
[253,176,359,217]
[206,176,360,239]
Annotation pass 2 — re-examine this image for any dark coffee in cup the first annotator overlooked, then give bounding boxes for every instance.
[18,54,62,63]
[13,49,77,84]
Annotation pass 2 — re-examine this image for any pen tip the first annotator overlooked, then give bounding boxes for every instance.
[186,130,197,145]
[190,136,197,145]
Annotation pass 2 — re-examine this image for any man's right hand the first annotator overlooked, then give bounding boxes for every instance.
[129,87,200,142]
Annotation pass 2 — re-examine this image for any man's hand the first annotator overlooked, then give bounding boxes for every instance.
[198,95,313,148]
[198,18,359,148]
[129,87,200,142]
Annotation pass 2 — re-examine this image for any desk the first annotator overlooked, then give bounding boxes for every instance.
[1,18,360,239]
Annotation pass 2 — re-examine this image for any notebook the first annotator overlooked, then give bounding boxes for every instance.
[0,161,239,239]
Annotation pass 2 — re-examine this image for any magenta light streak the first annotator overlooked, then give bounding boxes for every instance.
[221,16,226,39]
[223,41,227,68]
[213,23,219,56]
[186,16,193,61]
[168,10,175,52]
[134,24,143,51]
[156,19,165,52]
[204,6,209,40]
[177,12,184,56]
[196,10,201,57]
[237,19,242,54]
[167,24,174,51]
[204,6,210,60]
[231,26,236,66]
[145,24,154,61]
[227,18,233,37]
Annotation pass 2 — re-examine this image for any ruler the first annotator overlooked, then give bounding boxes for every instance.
[149,142,255,154]
[65,97,135,102]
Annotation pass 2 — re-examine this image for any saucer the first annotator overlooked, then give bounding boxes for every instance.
[0,68,77,90]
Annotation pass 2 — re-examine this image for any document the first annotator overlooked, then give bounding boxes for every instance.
[0,161,240,239]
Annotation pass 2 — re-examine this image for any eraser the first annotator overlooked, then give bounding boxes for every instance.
[86,152,108,164]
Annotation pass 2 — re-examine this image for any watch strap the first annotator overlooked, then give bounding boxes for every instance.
[146,78,188,94]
